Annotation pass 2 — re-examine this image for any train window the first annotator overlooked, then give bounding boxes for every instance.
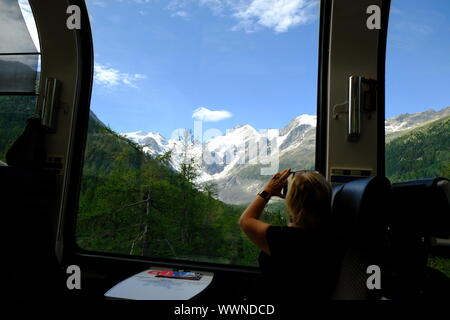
[0,0,40,163]
[385,0,450,182]
[385,0,450,277]
[76,0,320,266]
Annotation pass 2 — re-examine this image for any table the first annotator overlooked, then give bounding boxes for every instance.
[104,268,214,300]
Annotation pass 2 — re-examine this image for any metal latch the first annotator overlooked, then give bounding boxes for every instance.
[333,76,377,142]
[41,77,61,131]
[348,76,377,142]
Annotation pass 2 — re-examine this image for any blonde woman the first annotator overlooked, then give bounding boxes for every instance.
[239,168,339,300]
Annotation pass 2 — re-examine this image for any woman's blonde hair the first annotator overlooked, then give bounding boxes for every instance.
[285,171,332,229]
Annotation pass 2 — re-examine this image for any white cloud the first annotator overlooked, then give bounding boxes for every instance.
[94,63,147,88]
[168,0,318,33]
[233,0,318,33]
[192,107,232,122]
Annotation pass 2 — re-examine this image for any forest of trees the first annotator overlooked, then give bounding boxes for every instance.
[0,95,448,269]
[386,115,450,182]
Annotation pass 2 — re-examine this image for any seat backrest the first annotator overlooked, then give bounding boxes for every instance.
[329,176,391,300]
[385,177,450,299]
[390,177,450,239]
[1,166,65,299]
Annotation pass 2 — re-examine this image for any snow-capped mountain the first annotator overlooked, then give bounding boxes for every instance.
[122,114,317,181]
[122,130,169,156]
[122,107,449,204]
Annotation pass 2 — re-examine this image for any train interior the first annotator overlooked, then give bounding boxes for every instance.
[1,0,449,302]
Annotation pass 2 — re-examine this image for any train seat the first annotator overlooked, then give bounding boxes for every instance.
[329,176,391,299]
[385,177,450,299]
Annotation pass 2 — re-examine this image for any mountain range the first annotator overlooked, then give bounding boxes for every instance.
[122,106,450,204]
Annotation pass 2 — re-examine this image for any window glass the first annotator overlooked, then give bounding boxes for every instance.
[385,0,450,276]
[385,0,450,182]
[77,0,320,266]
[0,0,39,53]
[0,0,40,163]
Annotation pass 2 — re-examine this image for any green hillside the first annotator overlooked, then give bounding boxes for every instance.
[386,116,450,182]
[0,96,37,162]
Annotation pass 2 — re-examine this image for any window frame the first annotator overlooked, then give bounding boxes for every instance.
[378,0,391,177]
[315,0,332,175]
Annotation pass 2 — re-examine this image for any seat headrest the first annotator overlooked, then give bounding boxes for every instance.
[391,177,450,238]
[331,176,391,242]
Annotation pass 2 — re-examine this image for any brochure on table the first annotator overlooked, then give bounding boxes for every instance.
[104,268,214,300]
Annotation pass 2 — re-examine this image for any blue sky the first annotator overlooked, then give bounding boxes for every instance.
[84,0,450,138]
[386,0,450,118]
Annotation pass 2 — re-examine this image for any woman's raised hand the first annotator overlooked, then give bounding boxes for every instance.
[263,168,291,199]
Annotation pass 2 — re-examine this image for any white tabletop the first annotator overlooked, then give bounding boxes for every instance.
[104,268,214,300]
